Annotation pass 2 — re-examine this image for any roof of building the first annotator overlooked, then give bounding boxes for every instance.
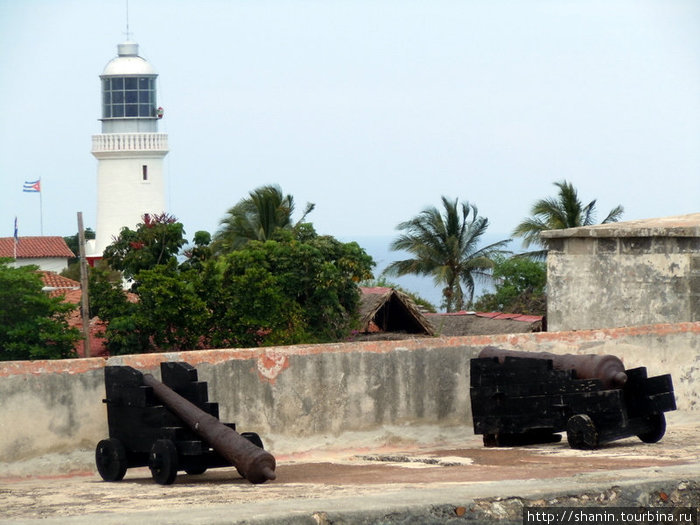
[541,213,700,239]
[102,41,157,76]
[0,236,75,259]
[39,272,81,297]
[359,287,435,337]
[426,310,543,336]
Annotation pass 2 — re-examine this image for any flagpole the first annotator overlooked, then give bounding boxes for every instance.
[39,178,44,235]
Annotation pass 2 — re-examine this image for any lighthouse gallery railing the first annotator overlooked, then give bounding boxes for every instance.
[92,133,169,153]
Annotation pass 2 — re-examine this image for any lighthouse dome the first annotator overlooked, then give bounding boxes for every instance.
[102,41,157,77]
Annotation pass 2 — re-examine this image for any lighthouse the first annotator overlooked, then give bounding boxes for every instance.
[89,40,168,257]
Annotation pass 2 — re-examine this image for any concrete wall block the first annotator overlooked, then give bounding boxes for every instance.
[565,238,594,255]
[547,248,693,331]
[545,238,565,253]
[0,366,105,463]
[677,237,700,253]
[596,238,618,254]
[203,346,477,438]
[650,237,696,255]
[621,237,653,254]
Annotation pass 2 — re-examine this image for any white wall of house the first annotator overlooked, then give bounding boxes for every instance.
[12,257,70,273]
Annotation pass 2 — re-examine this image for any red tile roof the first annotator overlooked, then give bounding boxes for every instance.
[39,272,81,297]
[0,236,74,259]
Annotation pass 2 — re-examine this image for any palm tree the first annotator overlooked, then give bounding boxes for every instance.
[213,185,314,252]
[384,197,510,312]
[513,180,624,256]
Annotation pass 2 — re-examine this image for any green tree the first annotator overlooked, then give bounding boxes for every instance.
[103,213,186,285]
[513,180,624,256]
[473,255,547,315]
[91,224,374,353]
[0,259,80,360]
[61,227,96,281]
[212,185,315,253]
[180,230,213,271]
[63,228,95,263]
[88,264,143,354]
[90,262,211,355]
[385,197,510,312]
[131,262,211,351]
[206,228,374,347]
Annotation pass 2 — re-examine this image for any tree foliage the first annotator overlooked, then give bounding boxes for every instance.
[0,259,80,361]
[473,255,547,315]
[103,213,186,284]
[385,197,510,312]
[212,185,315,253]
[63,227,95,264]
[90,220,374,354]
[513,180,624,255]
[61,227,96,281]
[205,228,374,347]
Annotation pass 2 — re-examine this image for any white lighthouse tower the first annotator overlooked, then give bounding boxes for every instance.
[90,40,168,257]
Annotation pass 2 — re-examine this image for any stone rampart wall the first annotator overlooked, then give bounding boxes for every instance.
[0,322,697,475]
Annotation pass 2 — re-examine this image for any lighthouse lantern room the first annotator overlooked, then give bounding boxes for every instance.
[90,40,169,257]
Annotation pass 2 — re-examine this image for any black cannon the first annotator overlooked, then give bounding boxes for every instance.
[95,361,276,485]
[470,347,676,449]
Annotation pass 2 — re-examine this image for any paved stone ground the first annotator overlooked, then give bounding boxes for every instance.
[1,412,698,524]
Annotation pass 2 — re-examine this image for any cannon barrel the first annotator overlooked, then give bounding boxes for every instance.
[478,347,627,389]
[143,373,276,484]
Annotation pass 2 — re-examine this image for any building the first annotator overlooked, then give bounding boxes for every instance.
[427,311,543,336]
[357,287,435,339]
[0,236,74,273]
[88,40,169,258]
[542,213,700,331]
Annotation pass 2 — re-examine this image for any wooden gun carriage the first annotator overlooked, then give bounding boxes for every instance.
[95,361,275,485]
[470,347,676,449]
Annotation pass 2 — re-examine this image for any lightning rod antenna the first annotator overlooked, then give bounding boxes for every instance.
[125,0,132,40]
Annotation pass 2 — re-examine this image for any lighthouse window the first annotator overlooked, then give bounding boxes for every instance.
[102,76,156,119]
[142,165,148,181]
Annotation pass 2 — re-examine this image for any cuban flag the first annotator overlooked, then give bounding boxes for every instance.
[14,217,18,241]
[23,179,41,193]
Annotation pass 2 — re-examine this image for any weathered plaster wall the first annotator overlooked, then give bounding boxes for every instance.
[546,236,699,330]
[0,359,105,463]
[0,322,697,475]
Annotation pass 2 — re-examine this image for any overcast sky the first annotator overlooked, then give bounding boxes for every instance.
[1,0,698,246]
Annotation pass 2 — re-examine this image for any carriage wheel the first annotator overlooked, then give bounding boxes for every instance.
[566,414,599,449]
[149,439,179,485]
[95,438,127,482]
[637,413,666,443]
